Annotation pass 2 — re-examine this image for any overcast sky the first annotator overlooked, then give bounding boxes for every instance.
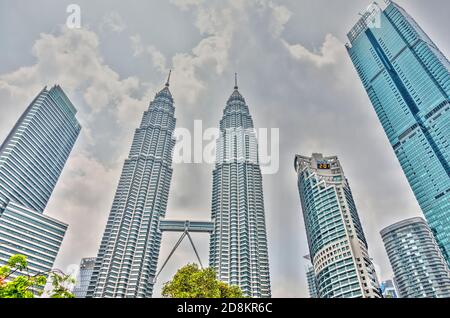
[1,0,449,297]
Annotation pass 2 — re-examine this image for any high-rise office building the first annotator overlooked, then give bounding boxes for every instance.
[381,217,450,298]
[0,85,80,277]
[304,255,319,298]
[346,1,450,264]
[305,266,319,298]
[0,201,68,276]
[380,280,398,298]
[0,86,81,213]
[87,75,176,298]
[209,76,271,298]
[295,154,381,298]
[73,257,96,298]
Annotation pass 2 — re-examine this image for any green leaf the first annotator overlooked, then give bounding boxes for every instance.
[7,254,28,271]
[0,254,75,298]
[162,263,245,298]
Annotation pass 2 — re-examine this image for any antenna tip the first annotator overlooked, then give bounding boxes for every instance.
[166,69,172,87]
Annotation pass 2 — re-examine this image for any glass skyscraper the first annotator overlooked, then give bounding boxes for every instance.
[0,85,81,277]
[0,85,81,213]
[0,201,68,277]
[380,280,398,298]
[346,1,450,264]
[295,154,381,298]
[304,255,319,298]
[87,76,176,298]
[73,257,96,298]
[381,217,450,298]
[209,78,271,298]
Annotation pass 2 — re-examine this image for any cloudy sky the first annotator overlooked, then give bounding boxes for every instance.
[1,0,449,297]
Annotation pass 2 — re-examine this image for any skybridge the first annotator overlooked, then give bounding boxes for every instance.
[153,219,214,284]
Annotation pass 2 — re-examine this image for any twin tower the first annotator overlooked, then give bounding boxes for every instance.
[86,74,271,298]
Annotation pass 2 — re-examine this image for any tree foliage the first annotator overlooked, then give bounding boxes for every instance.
[162,263,244,298]
[47,271,75,298]
[0,254,75,298]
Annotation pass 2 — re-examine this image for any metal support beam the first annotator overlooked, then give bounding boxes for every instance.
[153,218,214,285]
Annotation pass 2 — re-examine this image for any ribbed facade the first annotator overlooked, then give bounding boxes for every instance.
[381,217,450,298]
[295,154,381,298]
[87,80,176,298]
[0,86,81,213]
[73,257,96,298]
[0,85,80,277]
[209,83,271,298]
[306,265,319,298]
[346,1,450,264]
[0,201,67,276]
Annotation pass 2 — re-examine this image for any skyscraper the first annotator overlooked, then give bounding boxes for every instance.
[0,85,81,276]
[346,1,450,264]
[0,201,68,277]
[73,257,96,298]
[295,153,381,298]
[0,86,81,213]
[381,217,450,298]
[209,76,271,298]
[380,280,398,298]
[304,255,319,298]
[87,74,176,298]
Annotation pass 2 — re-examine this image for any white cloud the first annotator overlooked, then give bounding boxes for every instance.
[282,34,346,67]
[130,34,145,56]
[255,0,292,37]
[100,11,127,33]
[170,0,206,10]
[0,27,142,122]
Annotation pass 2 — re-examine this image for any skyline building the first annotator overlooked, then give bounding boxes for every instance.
[209,76,271,298]
[73,257,96,298]
[381,217,450,298]
[0,85,80,277]
[380,280,398,298]
[0,85,81,213]
[304,255,319,298]
[346,1,450,264]
[87,74,176,298]
[295,153,381,298]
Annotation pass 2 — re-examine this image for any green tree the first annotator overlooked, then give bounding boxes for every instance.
[162,263,244,298]
[0,254,75,298]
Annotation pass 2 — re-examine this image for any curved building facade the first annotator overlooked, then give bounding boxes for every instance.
[381,217,450,298]
[209,79,271,298]
[295,153,381,298]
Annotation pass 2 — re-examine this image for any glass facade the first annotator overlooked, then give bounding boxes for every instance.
[304,255,319,298]
[0,201,67,276]
[87,78,176,298]
[380,280,398,298]
[381,217,450,298]
[347,1,450,265]
[295,154,381,298]
[209,81,271,298]
[73,257,96,298]
[0,85,79,278]
[0,86,81,213]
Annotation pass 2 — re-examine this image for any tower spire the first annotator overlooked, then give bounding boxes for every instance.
[234,72,238,90]
[165,69,172,87]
